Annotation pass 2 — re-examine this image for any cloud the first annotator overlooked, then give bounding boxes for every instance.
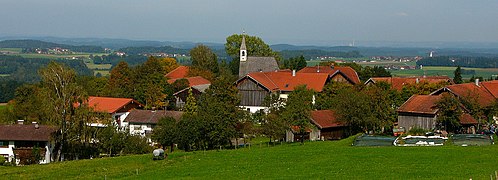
[396,12,409,16]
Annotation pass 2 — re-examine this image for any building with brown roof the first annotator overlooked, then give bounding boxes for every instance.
[285,110,347,142]
[0,122,57,165]
[165,66,190,79]
[431,80,498,107]
[123,109,183,137]
[236,70,329,113]
[365,76,452,91]
[299,66,361,85]
[397,95,478,132]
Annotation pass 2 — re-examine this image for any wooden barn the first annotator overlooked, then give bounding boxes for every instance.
[286,110,348,142]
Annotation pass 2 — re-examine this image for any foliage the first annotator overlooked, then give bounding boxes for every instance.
[323,61,390,81]
[131,56,171,109]
[182,88,197,114]
[190,44,219,74]
[196,75,241,149]
[117,46,189,55]
[76,76,108,96]
[281,55,307,71]
[160,57,179,73]
[436,93,463,132]
[407,127,428,136]
[280,85,314,144]
[106,61,133,98]
[175,114,202,151]
[453,66,463,84]
[315,82,353,110]
[260,93,287,142]
[93,54,148,67]
[0,80,23,102]
[122,135,153,155]
[152,117,178,152]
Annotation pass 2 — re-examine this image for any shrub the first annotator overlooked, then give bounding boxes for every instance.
[0,156,5,165]
[407,127,427,136]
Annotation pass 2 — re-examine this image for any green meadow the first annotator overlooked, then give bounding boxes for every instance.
[2,136,498,179]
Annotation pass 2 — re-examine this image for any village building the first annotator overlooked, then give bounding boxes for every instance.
[165,66,211,108]
[286,110,347,142]
[238,35,279,78]
[123,109,183,140]
[80,96,143,128]
[365,76,453,91]
[0,122,57,165]
[236,71,329,113]
[298,65,361,85]
[397,94,479,133]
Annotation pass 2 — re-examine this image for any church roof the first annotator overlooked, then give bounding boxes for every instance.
[240,35,247,50]
[238,56,279,78]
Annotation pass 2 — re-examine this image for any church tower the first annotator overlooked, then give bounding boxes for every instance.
[240,35,247,62]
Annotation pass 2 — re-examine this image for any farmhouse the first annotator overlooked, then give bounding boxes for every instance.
[236,71,329,113]
[286,110,347,142]
[165,66,212,108]
[0,122,57,165]
[430,79,498,107]
[397,95,478,132]
[238,35,279,78]
[298,65,361,85]
[79,96,143,128]
[365,76,452,91]
[123,109,183,138]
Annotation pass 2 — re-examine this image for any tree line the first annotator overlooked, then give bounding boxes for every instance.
[417,56,498,68]
[0,40,104,53]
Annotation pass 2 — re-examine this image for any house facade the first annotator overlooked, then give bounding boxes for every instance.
[0,122,57,165]
[82,96,143,128]
[123,109,183,138]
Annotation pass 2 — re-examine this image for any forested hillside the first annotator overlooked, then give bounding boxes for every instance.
[0,40,104,53]
[417,56,498,68]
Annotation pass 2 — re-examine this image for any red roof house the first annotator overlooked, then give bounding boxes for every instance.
[365,76,452,91]
[431,80,498,107]
[310,110,347,140]
[299,66,361,84]
[165,66,189,79]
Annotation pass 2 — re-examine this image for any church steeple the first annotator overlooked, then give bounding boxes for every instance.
[240,34,247,62]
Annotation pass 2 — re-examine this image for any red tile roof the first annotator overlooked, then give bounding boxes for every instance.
[0,124,57,141]
[368,76,452,91]
[165,66,189,79]
[124,109,183,124]
[397,95,442,114]
[167,76,211,87]
[459,113,478,125]
[310,110,346,129]
[86,96,142,114]
[298,66,360,84]
[244,71,329,92]
[439,80,498,107]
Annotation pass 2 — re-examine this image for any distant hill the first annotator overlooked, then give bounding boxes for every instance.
[0,40,104,53]
[117,46,190,55]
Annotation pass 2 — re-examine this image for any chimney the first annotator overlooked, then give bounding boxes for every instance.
[292,70,296,77]
[475,78,480,86]
[33,122,39,129]
[17,120,24,125]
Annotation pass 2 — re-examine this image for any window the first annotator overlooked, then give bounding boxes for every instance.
[241,51,245,56]
[0,141,8,148]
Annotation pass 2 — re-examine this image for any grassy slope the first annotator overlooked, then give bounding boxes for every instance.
[2,137,498,179]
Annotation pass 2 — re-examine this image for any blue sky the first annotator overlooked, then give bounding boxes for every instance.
[1,0,498,45]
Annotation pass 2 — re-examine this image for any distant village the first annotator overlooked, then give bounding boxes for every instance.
[1,34,497,166]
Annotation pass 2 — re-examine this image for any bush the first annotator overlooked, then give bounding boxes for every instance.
[122,135,153,155]
[407,127,428,136]
[0,156,5,165]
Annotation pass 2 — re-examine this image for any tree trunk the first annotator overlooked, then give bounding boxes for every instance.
[170,143,174,152]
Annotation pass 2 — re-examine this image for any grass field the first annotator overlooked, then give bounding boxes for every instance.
[2,136,498,179]
[392,66,498,79]
[0,48,22,54]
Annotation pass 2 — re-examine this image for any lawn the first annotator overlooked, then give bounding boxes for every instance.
[2,136,498,179]
[391,66,498,79]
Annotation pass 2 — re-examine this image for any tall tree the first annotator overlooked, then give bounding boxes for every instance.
[436,93,463,132]
[152,117,178,152]
[160,57,180,74]
[281,85,314,144]
[132,56,171,109]
[260,93,287,142]
[106,61,132,97]
[38,61,85,161]
[183,88,198,114]
[454,66,463,84]
[197,75,241,149]
[282,55,307,71]
[190,44,219,74]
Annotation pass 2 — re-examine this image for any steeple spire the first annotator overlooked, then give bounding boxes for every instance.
[240,33,247,62]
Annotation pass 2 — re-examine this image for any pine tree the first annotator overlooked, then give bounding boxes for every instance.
[453,66,463,84]
[183,88,197,115]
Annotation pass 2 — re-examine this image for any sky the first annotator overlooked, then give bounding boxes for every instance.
[1,0,498,46]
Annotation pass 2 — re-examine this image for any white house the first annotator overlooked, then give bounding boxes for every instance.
[0,121,57,165]
[123,109,183,140]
